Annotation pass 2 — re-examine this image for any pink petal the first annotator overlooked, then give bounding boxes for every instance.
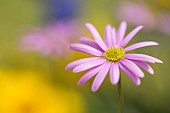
[119,63,141,85]
[110,63,120,85]
[69,43,103,56]
[125,54,163,63]
[132,60,154,75]
[85,23,107,51]
[104,24,112,47]
[79,37,104,52]
[125,41,159,51]
[121,59,144,78]
[73,58,106,73]
[121,25,143,47]
[65,57,101,70]
[117,21,127,46]
[91,62,111,92]
[78,63,106,85]
[112,28,117,46]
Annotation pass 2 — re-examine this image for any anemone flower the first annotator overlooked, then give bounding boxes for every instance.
[116,2,156,29]
[21,20,79,56]
[66,22,163,92]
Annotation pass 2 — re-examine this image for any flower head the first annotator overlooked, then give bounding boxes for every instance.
[65,22,163,92]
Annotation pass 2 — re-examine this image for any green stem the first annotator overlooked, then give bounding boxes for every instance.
[118,75,124,113]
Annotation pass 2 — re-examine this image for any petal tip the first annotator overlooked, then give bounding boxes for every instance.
[121,21,127,25]
[155,42,159,45]
[91,88,97,92]
[65,66,69,70]
[139,25,144,28]
[73,68,79,73]
[85,23,92,27]
[157,60,163,64]
[111,82,118,85]
[65,64,72,70]
[151,41,159,46]
[68,44,73,49]
[91,84,99,92]
[136,81,141,86]
[140,73,145,78]
[150,71,154,75]
[133,78,141,86]
[77,81,82,86]
[79,37,85,42]
[149,68,154,75]
[106,24,112,28]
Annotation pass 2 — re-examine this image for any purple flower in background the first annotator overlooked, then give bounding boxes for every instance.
[65,22,162,92]
[21,20,80,56]
[116,2,156,29]
[157,12,170,35]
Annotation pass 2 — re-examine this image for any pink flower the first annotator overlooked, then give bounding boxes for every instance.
[20,20,80,56]
[65,22,163,92]
[116,2,156,29]
[157,12,170,35]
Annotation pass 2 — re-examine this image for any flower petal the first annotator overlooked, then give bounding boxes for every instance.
[69,43,103,56]
[79,37,103,52]
[85,23,107,51]
[121,59,144,78]
[119,63,141,85]
[91,62,111,92]
[110,63,120,85]
[112,28,117,46]
[104,24,112,47]
[125,41,159,51]
[78,63,106,85]
[121,25,143,47]
[65,57,101,70]
[117,21,127,46]
[125,54,163,63]
[73,58,106,73]
[132,60,154,75]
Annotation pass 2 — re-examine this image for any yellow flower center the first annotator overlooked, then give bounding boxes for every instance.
[103,46,125,62]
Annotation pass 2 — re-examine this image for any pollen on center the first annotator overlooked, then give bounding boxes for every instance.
[103,46,125,62]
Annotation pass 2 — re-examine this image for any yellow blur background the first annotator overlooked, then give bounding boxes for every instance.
[0,0,169,113]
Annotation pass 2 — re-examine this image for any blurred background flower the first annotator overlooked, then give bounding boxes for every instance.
[115,1,170,36]
[157,12,170,35]
[0,0,170,113]
[41,0,80,22]
[20,20,80,57]
[115,2,156,30]
[0,69,85,113]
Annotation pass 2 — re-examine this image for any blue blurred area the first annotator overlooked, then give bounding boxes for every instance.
[42,0,80,22]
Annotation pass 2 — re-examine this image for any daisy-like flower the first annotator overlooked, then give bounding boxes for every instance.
[65,22,163,92]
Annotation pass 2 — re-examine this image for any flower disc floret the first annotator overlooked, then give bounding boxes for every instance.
[103,46,125,62]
